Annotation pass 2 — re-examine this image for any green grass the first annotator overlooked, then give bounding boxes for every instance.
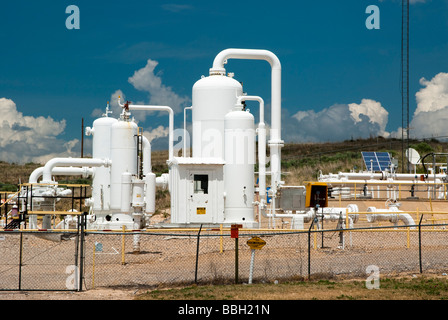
[135,276,448,300]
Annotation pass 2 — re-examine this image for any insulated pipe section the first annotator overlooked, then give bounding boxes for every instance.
[41,158,111,183]
[367,206,416,228]
[29,167,93,184]
[210,49,284,195]
[236,95,266,200]
[156,173,170,189]
[328,172,447,182]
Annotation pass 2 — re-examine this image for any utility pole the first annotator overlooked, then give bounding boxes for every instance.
[81,117,84,158]
[401,0,409,173]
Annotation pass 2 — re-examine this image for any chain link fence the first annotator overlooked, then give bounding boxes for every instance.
[0,217,447,291]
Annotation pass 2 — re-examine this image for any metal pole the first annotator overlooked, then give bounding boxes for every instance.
[194,224,203,284]
[321,207,324,248]
[235,237,239,284]
[248,249,255,284]
[78,212,86,291]
[308,219,315,280]
[81,117,84,158]
[121,225,126,265]
[418,214,424,274]
[18,231,23,290]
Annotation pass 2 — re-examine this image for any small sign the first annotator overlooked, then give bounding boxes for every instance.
[247,236,266,250]
[196,207,206,215]
[95,242,103,252]
[230,224,242,239]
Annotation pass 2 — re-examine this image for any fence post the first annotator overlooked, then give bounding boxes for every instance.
[194,224,203,284]
[18,231,23,290]
[418,214,424,274]
[308,219,315,280]
[78,212,87,291]
[121,225,126,265]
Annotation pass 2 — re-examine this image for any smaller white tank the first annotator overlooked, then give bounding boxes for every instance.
[224,107,256,226]
[110,119,138,211]
[87,116,118,212]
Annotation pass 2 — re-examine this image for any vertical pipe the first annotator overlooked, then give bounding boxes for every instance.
[236,96,266,201]
[183,106,192,157]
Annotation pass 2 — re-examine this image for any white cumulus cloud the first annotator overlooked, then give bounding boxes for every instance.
[128,59,190,114]
[289,99,389,142]
[410,72,448,139]
[0,98,79,164]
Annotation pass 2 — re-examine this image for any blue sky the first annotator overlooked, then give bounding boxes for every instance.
[1,0,448,163]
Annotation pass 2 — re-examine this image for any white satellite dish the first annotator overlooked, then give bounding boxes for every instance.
[406,148,420,165]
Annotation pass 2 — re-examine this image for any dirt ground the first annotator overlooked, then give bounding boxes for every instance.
[0,288,137,300]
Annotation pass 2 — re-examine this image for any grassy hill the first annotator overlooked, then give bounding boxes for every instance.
[1,137,446,191]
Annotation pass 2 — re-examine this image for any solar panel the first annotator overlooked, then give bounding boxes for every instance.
[361,151,391,172]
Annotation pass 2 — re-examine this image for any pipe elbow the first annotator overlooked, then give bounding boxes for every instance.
[211,48,281,75]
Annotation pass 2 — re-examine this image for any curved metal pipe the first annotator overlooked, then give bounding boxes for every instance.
[124,103,174,162]
[210,49,284,197]
[42,158,111,183]
[29,167,93,184]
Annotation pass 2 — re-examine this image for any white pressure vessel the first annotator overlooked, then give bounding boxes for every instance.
[223,108,256,224]
[192,74,243,159]
[88,116,118,212]
[110,119,138,210]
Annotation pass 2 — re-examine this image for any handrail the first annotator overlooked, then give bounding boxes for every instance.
[0,189,21,209]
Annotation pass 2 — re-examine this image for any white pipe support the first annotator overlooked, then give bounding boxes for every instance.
[210,48,284,194]
[183,106,192,157]
[127,104,174,161]
[366,207,415,227]
[41,158,111,183]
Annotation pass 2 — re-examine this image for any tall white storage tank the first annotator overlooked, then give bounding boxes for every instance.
[224,108,256,226]
[192,74,243,159]
[89,116,118,212]
[110,119,138,210]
